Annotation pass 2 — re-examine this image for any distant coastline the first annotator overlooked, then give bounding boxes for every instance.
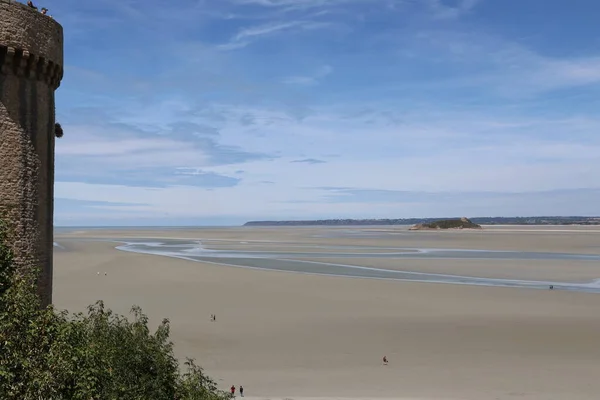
[244,216,600,227]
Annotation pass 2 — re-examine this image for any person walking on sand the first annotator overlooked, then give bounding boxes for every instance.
[239,385,244,397]
[383,356,388,365]
[230,385,236,396]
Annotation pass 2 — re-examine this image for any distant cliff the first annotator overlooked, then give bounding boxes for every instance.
[243,216,600,226]
[409,217,482,230]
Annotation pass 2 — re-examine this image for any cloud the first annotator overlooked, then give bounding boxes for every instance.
[218,20,332,50]
[282,65,333,85]
[424,0,480,19]
[405,30,600,97]
[174,169,242,187]
[291,158,327,164]
[225,0,479,21]
[55,103,274,189]
[311,187,600,204]
[55,91,600,220]
[56,198,150,211]
[55,180,600,225]
[57,136,186,157]
[231,0,337,7]
[201,107,600,193]
[56,123,270,167]
[227,0,371,13]
[281,76,320,85]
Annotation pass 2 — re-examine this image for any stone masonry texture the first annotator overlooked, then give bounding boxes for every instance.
[0,0,64,307]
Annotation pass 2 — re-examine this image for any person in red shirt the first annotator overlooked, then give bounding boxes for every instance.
[231,385,236,396]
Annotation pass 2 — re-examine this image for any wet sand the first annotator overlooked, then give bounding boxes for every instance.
[53,226,600,400]
[292,257,600,282]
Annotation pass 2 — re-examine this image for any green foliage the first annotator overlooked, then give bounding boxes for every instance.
[421,218,482,229]
[0,223,232,400]
[0,219,15,300]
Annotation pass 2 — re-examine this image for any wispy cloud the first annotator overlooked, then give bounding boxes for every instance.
[228,0,370,13]
[291,158,328,164]
[282,65,333,85]
[399,29,600,97]
[424,0,480,19]
[219,20,332,50]
[55,103,275,189]
[226,0,480,20]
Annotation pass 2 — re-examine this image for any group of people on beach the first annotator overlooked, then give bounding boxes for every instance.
[26,1,51,17]
[230,385,244,397]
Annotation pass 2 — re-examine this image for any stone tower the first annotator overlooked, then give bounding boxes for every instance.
[0,0,64,307]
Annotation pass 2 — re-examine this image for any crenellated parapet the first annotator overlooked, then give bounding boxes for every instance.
[0,46,63,89]
[0,0,63,88]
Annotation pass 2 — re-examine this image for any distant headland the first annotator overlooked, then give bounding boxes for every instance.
[409,217,482,230]
[243,216,600,227]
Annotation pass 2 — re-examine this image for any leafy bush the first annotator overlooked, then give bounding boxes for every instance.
[0,221,231,400]
[421,218,482,229]
[0,219,15,300]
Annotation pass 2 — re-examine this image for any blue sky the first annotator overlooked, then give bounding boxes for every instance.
[50,0,600,226]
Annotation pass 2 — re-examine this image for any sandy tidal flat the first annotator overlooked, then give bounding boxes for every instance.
[54,226,600,400]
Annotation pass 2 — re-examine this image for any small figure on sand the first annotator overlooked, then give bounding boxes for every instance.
[240,385,244,397]
[210,314,216,322]
[230,385,236,396]
[549,285,554,290]
[383,356,388,365]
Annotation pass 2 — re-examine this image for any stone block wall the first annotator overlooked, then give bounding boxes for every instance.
[0,0,63,307]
